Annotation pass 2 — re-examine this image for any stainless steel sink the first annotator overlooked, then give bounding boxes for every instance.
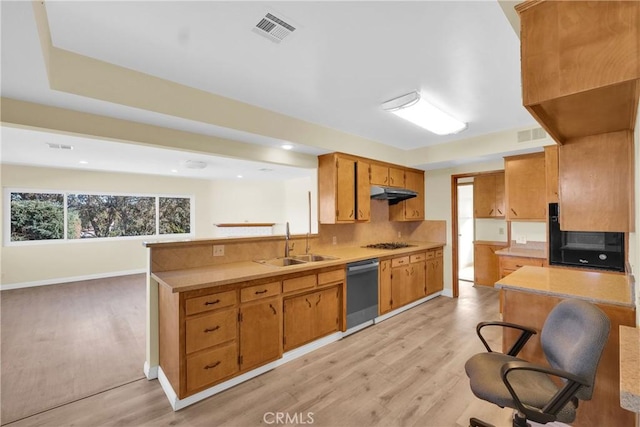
[292,254,339,262]
[254,257,308,267]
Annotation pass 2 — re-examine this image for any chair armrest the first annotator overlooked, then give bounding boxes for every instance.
[476,321,537,356]
[500,360,589,424]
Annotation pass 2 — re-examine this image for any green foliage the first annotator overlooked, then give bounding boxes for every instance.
[159,197,191,234]
[11,197,64,241]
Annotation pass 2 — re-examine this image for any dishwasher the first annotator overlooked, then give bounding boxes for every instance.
[346,258,379,331]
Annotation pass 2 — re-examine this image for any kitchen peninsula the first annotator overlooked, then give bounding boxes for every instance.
[496,266,636,427]
[146,236,444,410]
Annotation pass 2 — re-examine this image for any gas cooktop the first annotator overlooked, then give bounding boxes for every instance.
[365,242,415,250]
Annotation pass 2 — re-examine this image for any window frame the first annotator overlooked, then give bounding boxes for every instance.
[4,188,195,246]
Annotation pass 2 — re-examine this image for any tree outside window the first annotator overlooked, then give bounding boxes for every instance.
[10,193,64,241]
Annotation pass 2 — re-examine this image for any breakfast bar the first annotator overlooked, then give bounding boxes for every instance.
[496,266,636,427]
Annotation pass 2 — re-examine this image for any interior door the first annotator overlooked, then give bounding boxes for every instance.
[457,183,474,282]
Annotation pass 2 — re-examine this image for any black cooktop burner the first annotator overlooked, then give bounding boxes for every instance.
[365,242,414,250]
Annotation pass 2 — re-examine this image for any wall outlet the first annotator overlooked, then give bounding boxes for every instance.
[516,235,527,244]
[398,231,402,238]
[213,245,225,256]
[499,227,504,235]
[332,236,337,245]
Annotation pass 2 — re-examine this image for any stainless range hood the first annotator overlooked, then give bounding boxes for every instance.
[370,186,417,205]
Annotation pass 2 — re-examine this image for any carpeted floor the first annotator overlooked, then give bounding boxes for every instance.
[0,274,146,425]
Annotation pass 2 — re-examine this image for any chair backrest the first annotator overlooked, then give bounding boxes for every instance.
[540,299,610,400]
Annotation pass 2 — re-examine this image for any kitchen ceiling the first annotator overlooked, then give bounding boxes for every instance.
[0,1,536,179]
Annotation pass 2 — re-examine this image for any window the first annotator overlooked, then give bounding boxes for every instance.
[6,190,193,244]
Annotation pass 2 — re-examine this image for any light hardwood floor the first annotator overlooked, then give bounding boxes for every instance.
[3,282,521,427]
[1,275,146,425]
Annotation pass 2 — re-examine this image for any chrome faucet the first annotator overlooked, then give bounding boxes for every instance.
[284,222,294,257]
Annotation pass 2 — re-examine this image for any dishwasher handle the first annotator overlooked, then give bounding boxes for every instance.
[347,260,379,274]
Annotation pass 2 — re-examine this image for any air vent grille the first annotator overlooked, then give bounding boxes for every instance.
[517,127,547,143]
[252,12,296,43]
[47,143,73,150]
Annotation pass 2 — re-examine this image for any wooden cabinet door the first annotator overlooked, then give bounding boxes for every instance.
[283,294,315,351]
[388,167,405,188]
[426,255,444,295]
[473,174,496,218]
[336,157,356,222]
[494,173,505,217]
[356,160,370,221]
[473,243,502,287]
[314,287,341,338]
[239,298,281,371]
[370,163,389,186]
[544,145,559,204]
[409,261,426,301]
[505,153,546,220]
[379,260,392,315]
[391,265,411,308]
[404,170,425,220]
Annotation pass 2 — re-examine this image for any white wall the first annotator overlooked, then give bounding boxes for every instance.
[425,158,506,296]
[475,218,508,242]
[511,221,547,243]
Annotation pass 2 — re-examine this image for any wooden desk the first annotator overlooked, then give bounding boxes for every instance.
[496,266,636,427]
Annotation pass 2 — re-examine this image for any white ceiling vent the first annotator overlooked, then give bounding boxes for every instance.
[47,143,73,150]
[183,160,207,169]
[517,127,547,143]
[252,12,296,43]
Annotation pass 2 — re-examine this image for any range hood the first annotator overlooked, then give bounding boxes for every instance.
[370,186,417,205]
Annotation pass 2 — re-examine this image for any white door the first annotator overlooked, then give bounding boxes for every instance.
[457,183,474,282]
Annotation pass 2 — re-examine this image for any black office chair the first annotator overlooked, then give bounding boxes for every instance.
[465,299,610,427]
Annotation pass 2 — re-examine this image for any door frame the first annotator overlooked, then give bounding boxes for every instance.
[451,170,505,298]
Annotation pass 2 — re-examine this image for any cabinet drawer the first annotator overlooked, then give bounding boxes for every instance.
[500,256,544,271]
[186,308,237,354]
[240,281,281,303]
[283,274,317,293]
[391,256,410,268]
[318,268,345,285]
[186,342,238,393]
[435,249,443,257]
[410,253,426,263]
[425,250,435,260]
[185,290,237,316]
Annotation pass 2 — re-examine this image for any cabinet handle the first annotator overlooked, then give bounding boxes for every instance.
[497,209,503,215]
[358,209,364,218]
[511,208,518,216]
[489,209,493,215]
[255,289,268,295]
[204,299,220,306]
[204,361,221,370]
[515,264,523,268]
[349,210,354,218]
[204,325,220,333]
[269,304,276,315]
[305,298,312,308]
[316,294,322,306]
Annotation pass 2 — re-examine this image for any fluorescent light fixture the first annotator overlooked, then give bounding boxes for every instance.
[381,91,467,135]
[281,143,293,150]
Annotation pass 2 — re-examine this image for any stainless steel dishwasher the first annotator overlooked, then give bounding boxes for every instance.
[346,258,379,331]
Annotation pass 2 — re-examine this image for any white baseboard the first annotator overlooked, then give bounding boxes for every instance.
[144,361,158,380]
[0,269,146,291]
[442,288,454,297]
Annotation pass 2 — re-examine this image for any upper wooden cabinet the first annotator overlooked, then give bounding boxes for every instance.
[473,172,505,218]
[318,153,370,224]
[370,163,404,188]
[544,145,559,204]
[504,152,546,221]
[559,131,635,232]
[516,0,640,143]
[389,169,425,222]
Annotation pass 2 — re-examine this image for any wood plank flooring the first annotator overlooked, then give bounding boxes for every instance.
[1,275,146,425]
[3,282,523,427]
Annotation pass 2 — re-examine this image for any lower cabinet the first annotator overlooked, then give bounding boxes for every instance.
[498,255,545,278]
[426,248,444,295]
[283,285,341,351]
[239,296,282,371]
[473,243,505,286]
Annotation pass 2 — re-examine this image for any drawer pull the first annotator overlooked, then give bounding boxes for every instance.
[204,325,220,333]
[204,299,221,306]
[515,265,523,268]
[497,208,503,215]
[269,304,276,315]
[204,361,221,370]
[254,289,268,295]
[305,298,312,308]
[511,208,518,216]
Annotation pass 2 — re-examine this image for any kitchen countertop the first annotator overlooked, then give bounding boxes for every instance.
[495,266,635,308]
[494,242,546,259]
[152,241,444,293]
[620,326,640,413]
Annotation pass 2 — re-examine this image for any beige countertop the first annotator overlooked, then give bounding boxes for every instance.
[152,241,444,293]
[494,246,546,259]
[620,326,640,413]
[495,266,635,308]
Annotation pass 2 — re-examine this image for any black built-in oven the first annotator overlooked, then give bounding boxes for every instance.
[548,203,624,272]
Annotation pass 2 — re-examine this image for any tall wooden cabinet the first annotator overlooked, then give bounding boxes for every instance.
[504,152,546,221]
[473,172,505,218]
[318,153,370,224]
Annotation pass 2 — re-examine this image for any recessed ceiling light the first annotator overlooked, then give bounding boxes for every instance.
[183,160,207,169]
[237,175,243,179]
[79,160,88,164]
[171,169,178,173]
[281,144,293,150]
